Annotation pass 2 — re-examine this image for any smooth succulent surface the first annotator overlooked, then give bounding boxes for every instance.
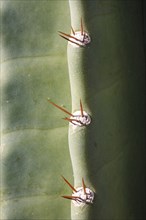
[1,0,146,220]
[68,0,146,219]
[1,1,72,219]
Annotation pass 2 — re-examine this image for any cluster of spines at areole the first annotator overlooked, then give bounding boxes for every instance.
[48,19,94,207]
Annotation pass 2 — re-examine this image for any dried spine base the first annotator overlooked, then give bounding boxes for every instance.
[62,176,94,207]
[69,110,91,127]
[68,31,91,47]
[59,19,91,48]
[72,186,94,207]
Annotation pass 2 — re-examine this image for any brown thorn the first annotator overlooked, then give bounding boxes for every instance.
[81,18,83,36]
[58,31,82,46]
[71,26,75,35]
[63,117,75,124]
[59,34,71,42]
[82,178,86,195]
[64,117,80,123]
[59,31,73,40]
[59,31,82,43]
[59,34,82,47]
[62,195,80,200]
[48,100,73,117]
[61,176,77,192]
[64,117,84,125]
[80,99,84,117]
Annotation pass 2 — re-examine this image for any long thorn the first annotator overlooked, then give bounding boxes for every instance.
[59,34,82,47]
[64,118,75,124]
[59,31,76,41]
[82,178,86,195]
[63,117,77,125]
[62,195,80,200]
[48,100,73,117]
[71,26,75,35]
[59,31,82,43]
[81,18,83,35]
[61,176,77,192]
[80,99,84,117]
[64,117,82,124]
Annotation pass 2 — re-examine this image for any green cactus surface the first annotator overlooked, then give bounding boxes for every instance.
[1,1,146,220]
[1,1,72,219]
[67,0,146,219]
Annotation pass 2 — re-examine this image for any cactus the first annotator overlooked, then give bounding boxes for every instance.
[64,1,146,219]
[1,0,145,220]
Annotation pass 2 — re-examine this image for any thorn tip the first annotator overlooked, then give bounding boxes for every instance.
[80,99,84,117]
[71,26,75,35]
[61,176,77,192]
[81,18,83,35]
[82,178,86,195]
[48,100,73,117]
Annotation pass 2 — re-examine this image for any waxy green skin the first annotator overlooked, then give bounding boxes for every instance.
[68,0,145,219]
[1,0,145,219]
[1,1,72,219]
